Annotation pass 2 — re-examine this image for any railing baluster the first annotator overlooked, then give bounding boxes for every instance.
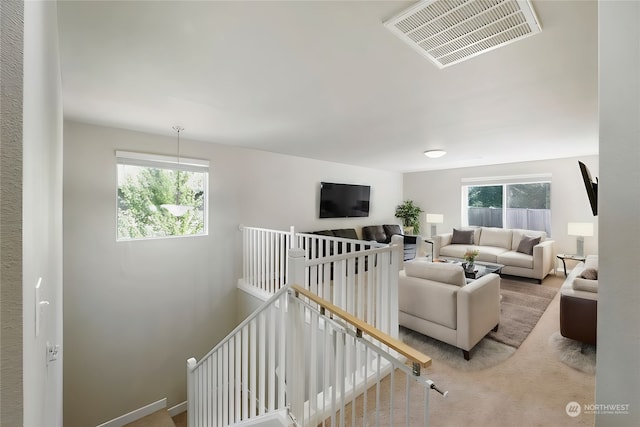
[376,353,381,427]
[223,341,229,426]
[405,373,410,427]
[268,303,276,411]
[309,309,318,426]
[252,229,257,288]
[259,311,266,415]
[249,318,256,419]
[339,333,346,427]
[277,292,286,408]
[236,333,242,423]
[217,351,223,426]
[207,356,212,426]
[242,326,248,420]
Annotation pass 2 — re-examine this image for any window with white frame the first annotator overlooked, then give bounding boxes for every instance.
[461,175,551,236]
[116,151,209,241]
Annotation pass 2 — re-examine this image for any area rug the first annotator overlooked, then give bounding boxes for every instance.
[400,278,557,371]
[487,279,558,348]
[400,326,516,371]
[548,331,596,375]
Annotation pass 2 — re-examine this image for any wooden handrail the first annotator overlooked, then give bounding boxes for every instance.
[291,284,431,371]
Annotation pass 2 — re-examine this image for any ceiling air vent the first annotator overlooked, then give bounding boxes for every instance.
[384,0,541,68]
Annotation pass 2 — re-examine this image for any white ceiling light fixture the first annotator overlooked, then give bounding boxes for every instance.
[424,149,447,158]
[161,125,192,217]
[384,0,542,68]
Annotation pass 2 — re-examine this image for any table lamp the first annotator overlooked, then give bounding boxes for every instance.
[426,213,444,238]
[568,222,593,257]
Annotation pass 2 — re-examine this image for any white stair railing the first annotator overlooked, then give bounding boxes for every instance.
[301,244,401,338]
[189,246,446,427]
[238,226,387,299]
[288,284,444,427]
[239,225,295,298]
[187,284,290,427]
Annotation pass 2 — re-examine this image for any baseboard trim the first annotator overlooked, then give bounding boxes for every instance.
[237,279,272,301]
[95,398,167,427]
[168,401,187,417]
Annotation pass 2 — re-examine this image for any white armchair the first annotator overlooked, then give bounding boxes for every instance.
[399,260,501,360]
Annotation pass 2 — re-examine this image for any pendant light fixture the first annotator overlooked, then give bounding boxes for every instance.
[161,126,192,217]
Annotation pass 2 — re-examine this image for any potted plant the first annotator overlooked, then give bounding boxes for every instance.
[463,248,480,271]
[395,200,423,235]
[463,248,480,264]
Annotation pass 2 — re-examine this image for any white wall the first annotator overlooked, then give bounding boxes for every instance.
[0,1,64,426]
[63,121,402,426]
[597,2,640,425]
[22,2,65,426]
[403,155,599,256]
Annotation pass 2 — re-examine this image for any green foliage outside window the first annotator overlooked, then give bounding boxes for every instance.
[117,165,206,240]
[468,185,503,208]
[508,183,550,209]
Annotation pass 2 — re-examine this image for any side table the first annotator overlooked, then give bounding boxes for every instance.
[556,253,586,277]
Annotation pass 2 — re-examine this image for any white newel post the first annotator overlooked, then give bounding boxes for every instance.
[187,357,197,427]
[289,225,296,249]
[389,235,404,339]
[286,248,306,421]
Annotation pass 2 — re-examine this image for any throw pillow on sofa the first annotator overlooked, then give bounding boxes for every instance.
[516,235,541,255]
[581,268,598,280]
[451,228,474,244]
[362,225,387,243]
[383,224,403,241]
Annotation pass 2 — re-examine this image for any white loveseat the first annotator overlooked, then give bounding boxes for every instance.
[432,227,556,283]
[399,259,501,360]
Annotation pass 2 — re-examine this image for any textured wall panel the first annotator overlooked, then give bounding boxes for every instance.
[0,0,24,425]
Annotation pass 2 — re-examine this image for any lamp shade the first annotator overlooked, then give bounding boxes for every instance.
[568,222,593,237]
[426,213,444,224]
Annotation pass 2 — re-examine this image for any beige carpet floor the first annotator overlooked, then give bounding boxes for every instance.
[326,274,595,427]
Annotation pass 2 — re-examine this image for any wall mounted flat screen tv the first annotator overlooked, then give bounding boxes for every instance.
[319,182,371,218]
[579,161,598,216]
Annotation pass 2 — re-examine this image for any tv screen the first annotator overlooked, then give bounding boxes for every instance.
[319,182,371,218]
[578,161,598,216]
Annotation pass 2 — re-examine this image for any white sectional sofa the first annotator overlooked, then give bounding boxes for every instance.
[432,227,556,283]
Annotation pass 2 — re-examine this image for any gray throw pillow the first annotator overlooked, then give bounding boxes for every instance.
[451,228,474,245]
[581,268,598,280]
[516,235,541,255]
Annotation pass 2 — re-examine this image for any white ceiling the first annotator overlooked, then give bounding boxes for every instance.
[57,0,598,173]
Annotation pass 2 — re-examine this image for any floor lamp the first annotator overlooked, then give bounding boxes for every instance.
[568,222,593,257]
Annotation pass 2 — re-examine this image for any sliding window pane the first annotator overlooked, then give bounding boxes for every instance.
[505,183,551,235]
[467,185,503,228]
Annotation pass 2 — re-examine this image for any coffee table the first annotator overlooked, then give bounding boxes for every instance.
[435,257,504,281]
